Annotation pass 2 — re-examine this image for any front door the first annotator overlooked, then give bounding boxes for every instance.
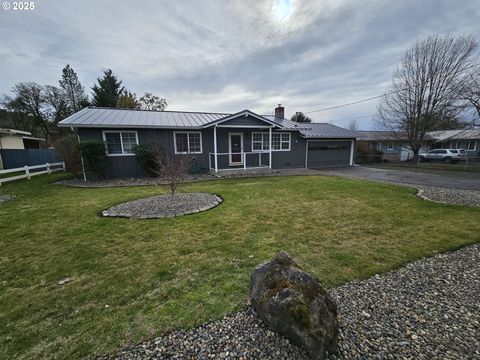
[229,132,243,166]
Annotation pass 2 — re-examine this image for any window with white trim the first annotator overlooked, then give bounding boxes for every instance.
[174,132,202,154]
[252,132,291,151]
[387,143,394,150]
[104,131,138,155]
[252,133,269,151]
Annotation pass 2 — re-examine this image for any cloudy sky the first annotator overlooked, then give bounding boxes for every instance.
[1,0,479,129]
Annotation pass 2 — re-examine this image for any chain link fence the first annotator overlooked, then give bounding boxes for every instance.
[355,154,480,172]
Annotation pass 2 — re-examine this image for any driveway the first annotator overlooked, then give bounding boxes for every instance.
[319,166,480,190]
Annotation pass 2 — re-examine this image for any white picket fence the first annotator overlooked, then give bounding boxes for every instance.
[0,161,65,185]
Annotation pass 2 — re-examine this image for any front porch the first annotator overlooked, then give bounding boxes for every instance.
[206,111,276,174]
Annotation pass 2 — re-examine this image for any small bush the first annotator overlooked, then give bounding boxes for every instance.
[77,140,106,180]
[132,144,160,176]
[53,135,82,176]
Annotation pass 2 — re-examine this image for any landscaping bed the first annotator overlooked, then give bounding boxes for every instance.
[100,244,480,360]
[101,193,223,219]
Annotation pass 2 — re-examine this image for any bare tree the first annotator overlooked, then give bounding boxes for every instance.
[376,34,479,157]
[154,147,191,196]
[347,119,359,131]
[463,67,480,120]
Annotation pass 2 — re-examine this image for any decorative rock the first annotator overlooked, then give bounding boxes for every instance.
[250,252,339,359]
[0,194,15,203]
[58,277,71,285]
[101,192,222,219]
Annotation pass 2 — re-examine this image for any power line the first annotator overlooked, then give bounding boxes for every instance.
[305,90,401,114]
[305,62,480,114]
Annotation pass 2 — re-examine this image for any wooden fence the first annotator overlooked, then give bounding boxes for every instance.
[0,162,65,185]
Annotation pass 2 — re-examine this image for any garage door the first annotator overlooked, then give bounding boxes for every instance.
[307,140,352,168]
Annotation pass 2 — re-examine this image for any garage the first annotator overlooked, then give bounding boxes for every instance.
[306,140,353,168]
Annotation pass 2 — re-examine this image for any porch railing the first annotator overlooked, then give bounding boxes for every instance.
[209,152,271,172]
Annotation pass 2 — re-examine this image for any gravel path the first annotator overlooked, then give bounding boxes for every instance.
[101,193,222,219]
[99,244,480,360]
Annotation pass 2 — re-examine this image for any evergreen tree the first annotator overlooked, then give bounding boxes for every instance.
[291,111,312,123]
[59,65,87,113]
[91,69,124,107]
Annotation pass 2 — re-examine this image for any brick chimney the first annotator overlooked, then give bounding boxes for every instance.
[274,104,284,119]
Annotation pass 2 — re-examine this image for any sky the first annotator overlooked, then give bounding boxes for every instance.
[1,0,479,129]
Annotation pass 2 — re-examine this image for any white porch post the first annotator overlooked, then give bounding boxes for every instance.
[269,127,272,169]
[214,125,218,173]
[350,139,355,165]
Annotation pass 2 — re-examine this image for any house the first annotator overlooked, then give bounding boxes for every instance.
[58,105,356,179]
[0,128,45,150]
[355,131,422,161]
[428,129,480,158]
[0,129,46,170]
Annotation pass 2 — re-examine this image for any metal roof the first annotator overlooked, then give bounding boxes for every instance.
[58,107,229,129]
[296,123,357,138]
[355,131,409,141]
[58,107,356,138]
[428,129,480,141]
[0,128,32,136]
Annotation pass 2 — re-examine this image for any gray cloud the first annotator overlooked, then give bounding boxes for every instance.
[0,0,479,129]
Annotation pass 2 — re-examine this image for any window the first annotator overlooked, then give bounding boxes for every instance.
[252,132,291,151]
[387,143,394,150]
[174,132,202,154]
[103,131,138,155]
[252,133,269,151]
[468,141,476,150]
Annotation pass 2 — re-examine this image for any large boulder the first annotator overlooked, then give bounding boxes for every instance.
[249,252,338,359]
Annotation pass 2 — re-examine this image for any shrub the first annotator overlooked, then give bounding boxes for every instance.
[53,135,82,177]
[77,140,106,180]
[132,144,160,176]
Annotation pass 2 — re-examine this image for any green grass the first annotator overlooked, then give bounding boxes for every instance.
[1,174,479,359]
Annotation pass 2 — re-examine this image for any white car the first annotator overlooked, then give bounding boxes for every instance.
[419,149,466,163]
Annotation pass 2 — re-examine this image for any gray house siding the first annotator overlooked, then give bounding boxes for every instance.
[77,126,306,178]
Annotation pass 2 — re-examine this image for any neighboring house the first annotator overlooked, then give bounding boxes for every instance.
[355,131,421,161]
[0,129,46,170]
[428,129,480,158]
[58,105,356,179]
[0,128,45,150]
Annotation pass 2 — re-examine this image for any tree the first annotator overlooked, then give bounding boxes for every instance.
[291,111,312,123]
[139,92,167,111]
[91,69,124,107]
[2,82,51,142]
[116,90,139,109]
[377,34,479,157]
[156,149,191,196]
[43,85,70,123]
[347,119,359,131]
[463,67,480,120]
[59,65,88,113]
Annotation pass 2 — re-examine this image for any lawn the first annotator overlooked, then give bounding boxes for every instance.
[1,173,479,359]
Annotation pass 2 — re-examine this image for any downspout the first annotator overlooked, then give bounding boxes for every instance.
[71,127,87,182]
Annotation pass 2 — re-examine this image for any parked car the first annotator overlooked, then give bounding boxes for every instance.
[419,149,466,163]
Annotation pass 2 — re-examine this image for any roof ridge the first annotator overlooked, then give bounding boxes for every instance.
[88,106,231,115]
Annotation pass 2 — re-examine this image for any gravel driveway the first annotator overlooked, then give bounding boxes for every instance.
[100,244,480,360]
